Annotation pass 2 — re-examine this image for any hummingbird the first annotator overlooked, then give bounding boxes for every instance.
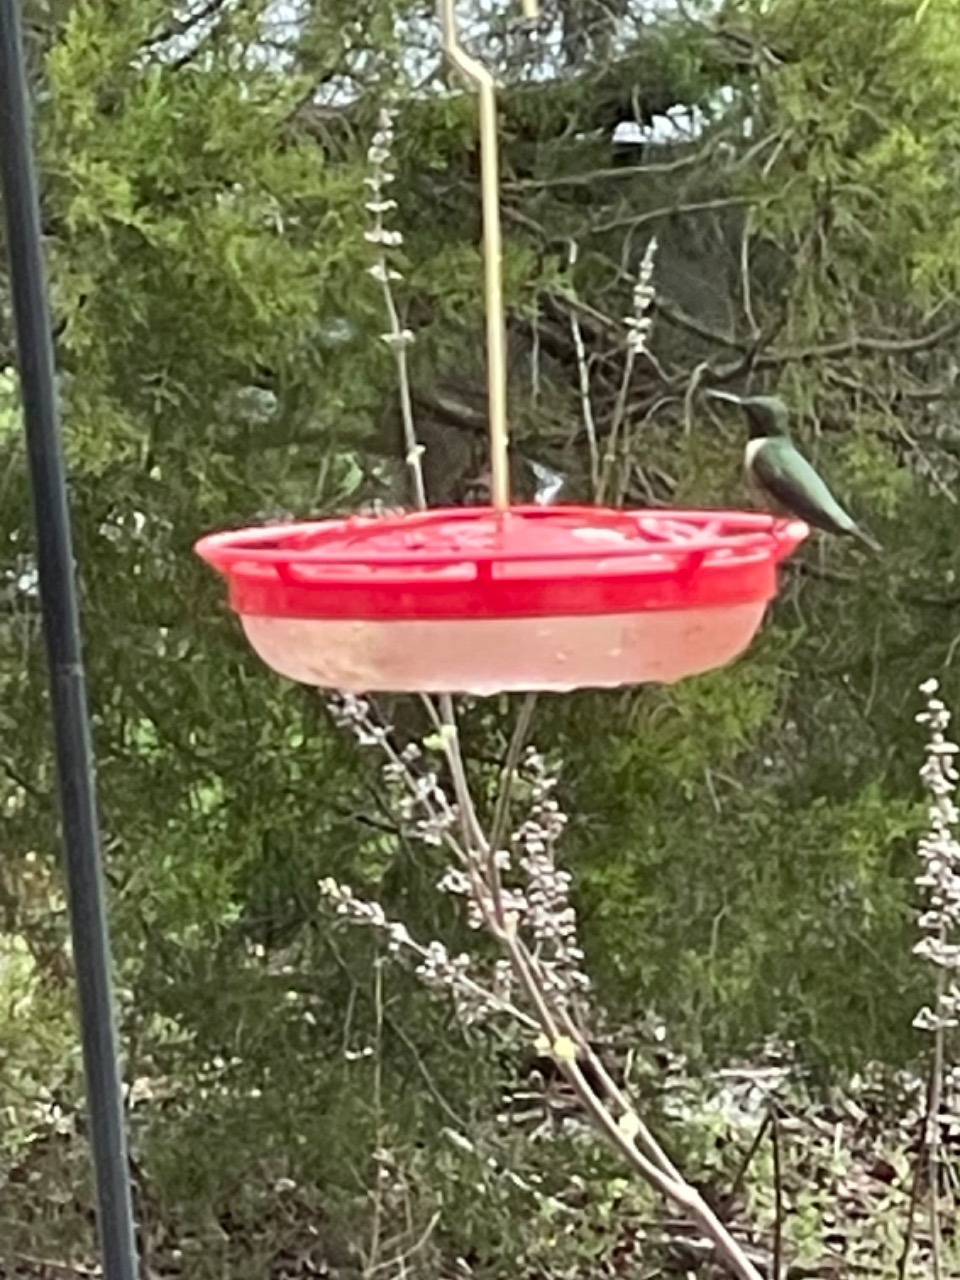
[705,389,882,551]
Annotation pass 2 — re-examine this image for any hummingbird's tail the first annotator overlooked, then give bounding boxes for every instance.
[852,525,883,553]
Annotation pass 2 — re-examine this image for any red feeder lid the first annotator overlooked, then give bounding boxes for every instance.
[195,505,807,622]
[195,506,807,693]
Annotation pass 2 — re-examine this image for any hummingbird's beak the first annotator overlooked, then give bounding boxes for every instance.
[704,389,744,406]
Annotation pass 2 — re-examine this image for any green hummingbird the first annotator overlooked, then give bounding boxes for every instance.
[705,389,882,552]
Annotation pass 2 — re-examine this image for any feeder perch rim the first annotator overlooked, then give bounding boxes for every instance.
[195,507,809,569]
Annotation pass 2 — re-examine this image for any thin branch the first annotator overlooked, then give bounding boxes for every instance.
[364,1211,442,1280]
[364,959,386,1279]
[655,299,747,353]
[926,969,946,1280]
[764,313,960,364]
[553,1007,683,1182]
[555,1048,764,1280]
[502,145,715,190]
[598,348,635,503]
[771,1108,784,1280]
[656,297,960,377]
[387,1016,470,1129]
[488,692,538,856]
[590,195,754,238]
[740,209,760,339]
[566,241,600,489]
[729,1112,772,1204]
[432,706,763,1280]
[897,1125,924,1279]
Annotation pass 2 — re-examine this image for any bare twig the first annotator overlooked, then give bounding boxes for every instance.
[898,1077,930,1280]
[655,297,960,386]
[327,688,768,1280]
[412,701,757,1280]
[503,144,715,190]
[565,241,600,488]
[488,692,538,855]
[364,959,387,1278]
[590,195,754,238]
[729,1112,772,1203]
[740,211,760,338]
[771,1108,784,1280]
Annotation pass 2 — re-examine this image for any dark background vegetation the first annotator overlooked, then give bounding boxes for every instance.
[2,0,959,1273]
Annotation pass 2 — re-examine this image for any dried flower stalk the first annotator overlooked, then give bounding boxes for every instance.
[901,678,960,1280]
[365,107,426,510]
[322,691,765,1280]
[598,235,658,503]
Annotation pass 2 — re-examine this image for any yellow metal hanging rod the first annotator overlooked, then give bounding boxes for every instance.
[438,0,539,510]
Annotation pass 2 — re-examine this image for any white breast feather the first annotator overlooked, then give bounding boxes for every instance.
[744,437,769,470]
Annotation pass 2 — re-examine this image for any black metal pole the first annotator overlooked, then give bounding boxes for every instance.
[0,3,139,1277]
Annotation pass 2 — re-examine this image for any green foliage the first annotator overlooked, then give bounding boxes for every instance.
[557,669,922,1068]
[737,0,960,310]
[41,3,375,474]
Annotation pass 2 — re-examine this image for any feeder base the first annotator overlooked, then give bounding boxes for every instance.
[239,604,766,695]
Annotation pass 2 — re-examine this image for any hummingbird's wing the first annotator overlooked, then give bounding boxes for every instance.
[751,438,860,537]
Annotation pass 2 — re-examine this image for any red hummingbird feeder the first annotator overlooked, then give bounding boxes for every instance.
[195,0,807,695]
[196,506,805,694]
